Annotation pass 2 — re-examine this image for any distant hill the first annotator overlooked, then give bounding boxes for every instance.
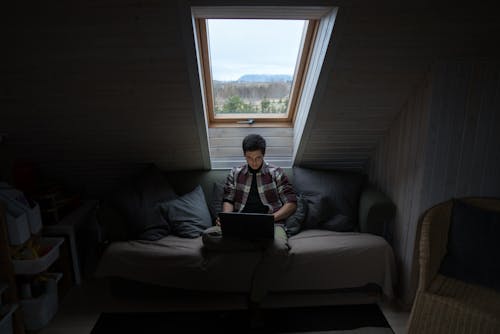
[237,74,292,83]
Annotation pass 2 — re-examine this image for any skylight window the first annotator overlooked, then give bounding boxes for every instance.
[207,19,305,118]
[188,6,337,168]
[194,13,319,126]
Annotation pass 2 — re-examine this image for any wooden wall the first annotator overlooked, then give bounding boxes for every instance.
[369,76,431,307]
[422,62,500,204]
[2,1,499,198]
[293,4,500,170]
[1,1,206,196]
[208,127,294,169]
[369,61,500,307]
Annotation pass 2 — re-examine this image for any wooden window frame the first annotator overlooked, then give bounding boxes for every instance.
[193,15,319,128]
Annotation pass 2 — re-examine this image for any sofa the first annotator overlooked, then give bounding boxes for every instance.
[94,165,397,307]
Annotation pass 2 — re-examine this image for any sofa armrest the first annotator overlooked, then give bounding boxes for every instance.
[358,186,395,238]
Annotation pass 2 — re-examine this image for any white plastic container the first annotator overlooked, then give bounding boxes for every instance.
[2,200,30,246]
[25,202,42,234]
[0,304,18,334]
[12,237,64,275]
[20,273,62,331]
[0,192,42,235]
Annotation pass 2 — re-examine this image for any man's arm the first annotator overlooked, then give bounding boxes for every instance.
[223,202,234,213]
[216,202,234,226]
[271,166,297,222]
[273,202,297,222]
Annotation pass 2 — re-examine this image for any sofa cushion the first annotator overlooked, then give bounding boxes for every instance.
[293,167,366,231]
[95,234,263,292]
[159,185,213,238]
[272,229,396,297]
[285,194,308,236]
[300,192,329,229]
[322,214,352,232]
[108,164,177,241]
[439,199,500,292]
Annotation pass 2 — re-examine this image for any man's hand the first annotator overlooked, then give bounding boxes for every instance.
[216,202,234,226]
[273,202,297,222]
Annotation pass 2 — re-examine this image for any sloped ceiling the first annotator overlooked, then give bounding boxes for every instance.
[0,0,498,196]
[294,2,500,169]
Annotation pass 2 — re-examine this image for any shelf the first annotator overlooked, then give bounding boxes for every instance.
[1,200,26,334]
[12,237,64,275]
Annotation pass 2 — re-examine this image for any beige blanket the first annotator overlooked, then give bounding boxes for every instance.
[95,229,396,297]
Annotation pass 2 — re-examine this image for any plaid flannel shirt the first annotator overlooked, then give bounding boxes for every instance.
[223,162,297,214]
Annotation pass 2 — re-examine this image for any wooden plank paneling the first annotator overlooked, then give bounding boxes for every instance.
[421,62,500,209]
[296,4,500,169]
[369,74,431,308]
[0,1,207,196]
[208,127,294,166]
[370,61,500,309]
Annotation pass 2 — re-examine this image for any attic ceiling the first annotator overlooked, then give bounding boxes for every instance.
[295,3,500,169]
[1,1,498,196]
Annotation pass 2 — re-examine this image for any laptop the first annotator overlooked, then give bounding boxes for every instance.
[218,212,275,240]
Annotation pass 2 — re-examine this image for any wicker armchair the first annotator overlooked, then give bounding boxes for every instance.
[407,198,500,334]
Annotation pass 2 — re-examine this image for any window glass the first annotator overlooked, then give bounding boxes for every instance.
[206,19,306,116]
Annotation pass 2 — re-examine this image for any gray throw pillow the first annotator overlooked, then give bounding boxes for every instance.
[293,167,366,232]
[285,194,308,236]
[159,185,212,238]
[301,192,330,230]
[108,164,177,241]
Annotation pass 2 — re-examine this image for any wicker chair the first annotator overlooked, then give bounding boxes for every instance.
[407,198,500,334]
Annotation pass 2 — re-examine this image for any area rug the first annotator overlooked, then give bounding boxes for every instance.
[91,304,393,333]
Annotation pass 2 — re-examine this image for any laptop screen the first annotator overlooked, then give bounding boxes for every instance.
[219,212,275,240]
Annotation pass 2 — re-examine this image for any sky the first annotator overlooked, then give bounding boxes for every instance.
[207,19,306,81]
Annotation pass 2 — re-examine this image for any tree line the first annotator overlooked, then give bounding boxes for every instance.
[213,81,292,114]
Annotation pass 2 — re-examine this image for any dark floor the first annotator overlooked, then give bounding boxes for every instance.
[38,278,410,334]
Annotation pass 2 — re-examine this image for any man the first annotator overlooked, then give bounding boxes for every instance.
[221,133,297,223]
[208,133,297,320]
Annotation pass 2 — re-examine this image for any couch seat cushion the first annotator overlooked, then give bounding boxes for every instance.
[271,229,396,298]
[95,235,263,292]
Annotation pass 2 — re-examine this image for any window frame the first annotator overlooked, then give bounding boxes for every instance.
[192,10,321,128]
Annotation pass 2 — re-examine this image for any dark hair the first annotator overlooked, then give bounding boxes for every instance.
[242,134,266,155]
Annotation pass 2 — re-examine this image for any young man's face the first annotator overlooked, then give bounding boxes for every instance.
[245,150,264,170]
